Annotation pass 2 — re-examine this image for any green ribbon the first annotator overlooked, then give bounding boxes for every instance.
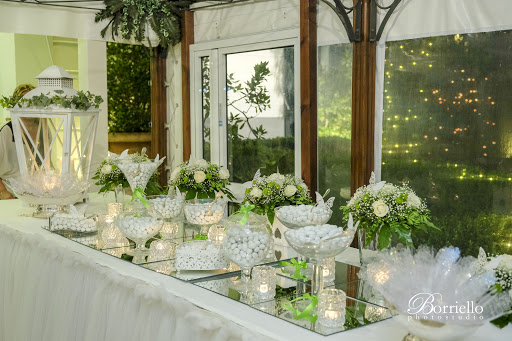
[284,293,319,324]
[231,204,255,225]
[192,235,208,241]
[131,187,149,209]
[279,258,308,280]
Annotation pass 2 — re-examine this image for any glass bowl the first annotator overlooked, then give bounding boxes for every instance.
[275,205,332,229]
[284,224,356,263]
[147,194,184,219]
[184,198,226,225]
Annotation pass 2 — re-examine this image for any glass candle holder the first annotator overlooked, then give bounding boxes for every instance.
[160,221,180,239]
[148,239,176,262]
[322,257,336,284]
[317,289,347,328]
[251,265,277,300]
[108,203,123,217]
[208,224,226,243]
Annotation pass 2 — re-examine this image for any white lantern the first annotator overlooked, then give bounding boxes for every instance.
[9,65,99,180]
[5,65,100,217]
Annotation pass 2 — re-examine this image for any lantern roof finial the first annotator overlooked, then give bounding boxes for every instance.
[35,65,74,80]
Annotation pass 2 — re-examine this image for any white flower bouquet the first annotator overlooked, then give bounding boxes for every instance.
[341,173,438,250]
[92,148,161,195]
[168,159,234,200]
[242,170,313,224]
[481,251,512,328]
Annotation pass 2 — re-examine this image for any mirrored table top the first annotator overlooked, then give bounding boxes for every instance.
[42,215,393,336]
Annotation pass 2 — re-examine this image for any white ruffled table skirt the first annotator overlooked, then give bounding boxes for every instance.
[0,198,511,341]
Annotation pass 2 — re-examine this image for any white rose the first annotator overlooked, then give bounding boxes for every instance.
[407,193,422,208]
[269,173,285,186]
[170,167,181,181]
[250,187,263,198]
[372,200,389,217]
[497,254,512,272]
[219,168,230,180]
[194,171,206,183]
[380,184,395,195]
[284,185,297,197]
[192,159,209,168]
[101,164,113,174]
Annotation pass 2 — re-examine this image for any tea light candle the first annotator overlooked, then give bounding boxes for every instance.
[251,265,276,300]
[317,289,346,328]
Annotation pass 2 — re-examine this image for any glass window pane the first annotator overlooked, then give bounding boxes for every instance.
[226,47,295,183]
[381,31,512,256]
[201,56,211,161]
[318,44,352,223]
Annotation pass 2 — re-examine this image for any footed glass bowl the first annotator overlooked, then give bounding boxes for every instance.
[147,194,184,219]
[275,205,332,229]
[184,198,226,225]
[284,226,356,263]
[284,225,356,295]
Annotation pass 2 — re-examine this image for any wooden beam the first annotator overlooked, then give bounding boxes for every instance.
[150,46,168,187]
[181,10,194,162]
[347,0,377,281]
[351,0,375,195]
[300,0,318,194]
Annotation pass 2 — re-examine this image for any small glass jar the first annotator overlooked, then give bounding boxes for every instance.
[317,289,347,328]
[251,265,277,300]
[222,210,271,289]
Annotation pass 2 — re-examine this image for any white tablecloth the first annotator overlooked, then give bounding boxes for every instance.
[0,198,511,341]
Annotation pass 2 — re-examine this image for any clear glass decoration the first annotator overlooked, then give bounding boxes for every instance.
[4,171,89,218]
[115,199,163,264]
[208,224,226,243]
[283,214,358,295]
[108,202,123,217]
[359,246,512,341]
[116,152,165,192]
[160,221,180,239]
[148,239,176,262]
[274,191,334,229]
[147,190,185,220]
[222,209,272,292]
[317,289,347,328]
[251,265,277,300]
[184,197,226,225]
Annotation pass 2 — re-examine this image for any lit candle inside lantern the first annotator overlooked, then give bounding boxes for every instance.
[259,284,269,293]
[325,310,340,320]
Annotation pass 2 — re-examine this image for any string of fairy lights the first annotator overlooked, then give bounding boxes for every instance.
[381,34,511,183]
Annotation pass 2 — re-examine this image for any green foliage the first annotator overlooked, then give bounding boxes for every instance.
[227,61,271,140]
[0,91,103,110]
[106,42,151,133]
[95,0,206,47]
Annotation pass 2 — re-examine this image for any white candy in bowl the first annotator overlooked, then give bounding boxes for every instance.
[184,198,226,225]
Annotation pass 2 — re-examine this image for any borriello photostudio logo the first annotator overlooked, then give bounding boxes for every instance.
[407,293,484,322]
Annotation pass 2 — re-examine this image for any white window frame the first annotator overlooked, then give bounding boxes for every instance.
[190,29,301,199]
